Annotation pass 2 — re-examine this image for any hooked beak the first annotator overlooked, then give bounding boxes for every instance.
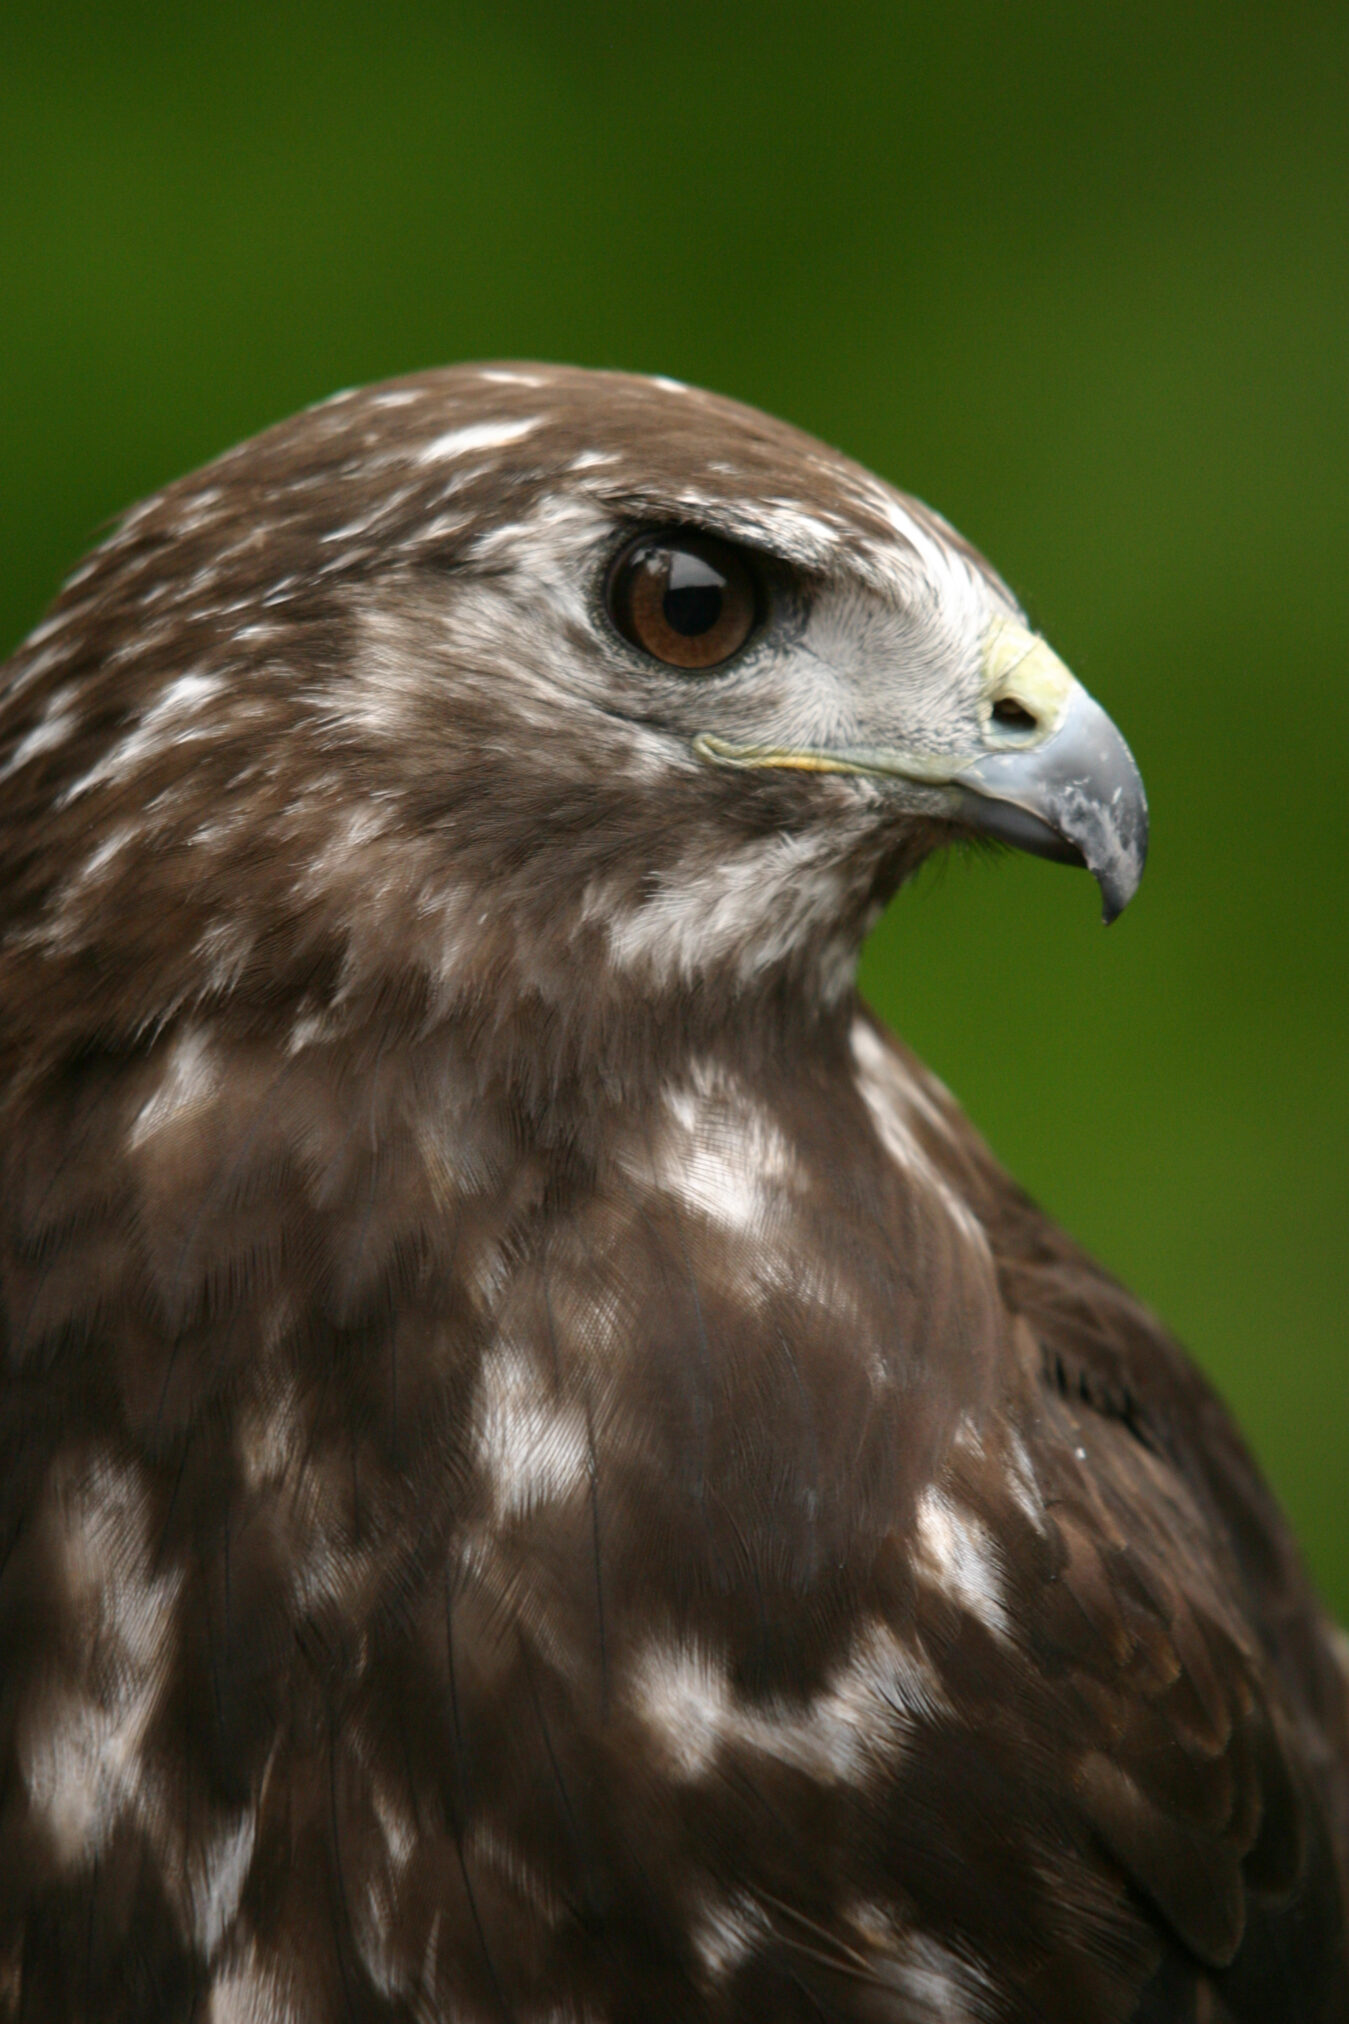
[695,616,1148,923]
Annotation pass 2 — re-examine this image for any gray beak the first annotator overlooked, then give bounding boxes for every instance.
[953,679,1148,924]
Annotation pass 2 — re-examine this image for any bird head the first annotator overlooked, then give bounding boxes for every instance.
[0,366,1146,1077]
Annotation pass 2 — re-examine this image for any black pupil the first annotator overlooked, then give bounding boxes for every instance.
[661,549,726,637]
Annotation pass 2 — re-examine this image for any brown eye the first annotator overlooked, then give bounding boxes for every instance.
[608,531,759,670]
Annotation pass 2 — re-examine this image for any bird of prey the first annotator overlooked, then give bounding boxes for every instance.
[0,365,1343,2024]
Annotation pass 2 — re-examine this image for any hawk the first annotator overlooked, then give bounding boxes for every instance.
[0,365,1343,2024]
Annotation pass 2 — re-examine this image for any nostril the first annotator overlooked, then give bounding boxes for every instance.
[991,697,1038,731]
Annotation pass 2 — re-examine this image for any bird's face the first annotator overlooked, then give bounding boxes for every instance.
[0,365,1147,1062]
[327,370,1145,993]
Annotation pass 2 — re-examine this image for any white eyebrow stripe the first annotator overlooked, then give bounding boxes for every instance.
[417,417,542,463]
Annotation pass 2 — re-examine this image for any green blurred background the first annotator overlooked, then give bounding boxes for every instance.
[2,1,1345,1606]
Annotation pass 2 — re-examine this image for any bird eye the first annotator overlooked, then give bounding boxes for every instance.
[607,530,759,670]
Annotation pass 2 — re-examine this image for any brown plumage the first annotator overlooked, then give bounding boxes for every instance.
[0,365,1343,2022]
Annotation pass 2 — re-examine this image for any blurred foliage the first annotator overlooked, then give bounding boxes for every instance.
[2,0,1346,1608]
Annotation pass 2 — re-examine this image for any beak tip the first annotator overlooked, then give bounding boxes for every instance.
[1093,830,1147,925]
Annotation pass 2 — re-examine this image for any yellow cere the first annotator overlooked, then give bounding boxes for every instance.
[981,617,1076,741]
